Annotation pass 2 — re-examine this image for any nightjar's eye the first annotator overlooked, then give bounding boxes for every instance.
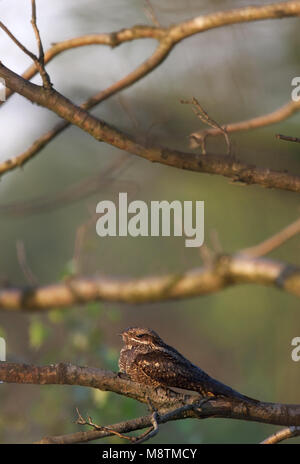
[136,334,146,339]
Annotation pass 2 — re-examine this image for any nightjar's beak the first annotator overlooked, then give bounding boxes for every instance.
[118,331,126,341]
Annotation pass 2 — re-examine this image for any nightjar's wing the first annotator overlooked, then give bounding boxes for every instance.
[133,350,216,396]
[134,350,258,403]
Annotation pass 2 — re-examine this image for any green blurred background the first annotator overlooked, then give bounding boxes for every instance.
[0,0,300,443]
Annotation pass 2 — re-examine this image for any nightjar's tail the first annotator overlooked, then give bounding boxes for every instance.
[195,373,259,404]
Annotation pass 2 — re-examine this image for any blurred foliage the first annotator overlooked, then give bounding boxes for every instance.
[29,318,51,350]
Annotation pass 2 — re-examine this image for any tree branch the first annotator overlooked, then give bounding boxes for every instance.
[0,2,300,190]
[261,426,300,444]
[2,1,299,103]
[0,253,299,311]
[0,153,134,216]
[0,216,299,310]
[0,2,52,90]
[189,99,300,149]
[276,134,300,144]
[1,361,300,445]
[36,414,155,444]
[30,0,52,89]
[241,216,300,257]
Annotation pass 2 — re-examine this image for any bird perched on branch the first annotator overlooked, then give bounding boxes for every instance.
[119,327,258,403]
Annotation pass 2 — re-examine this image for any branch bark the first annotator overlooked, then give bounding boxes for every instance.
[0,2,300,190]
[261,426,300,444]
[0,254,299,311]
[2,1,299,103]
[1,360,300,444]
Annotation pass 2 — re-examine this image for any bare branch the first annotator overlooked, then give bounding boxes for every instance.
[75,406,159,444]
[75,408,135,442]
[31,0,44,61]
[0,253,299,311]
[261,426,300,444]
[36,406,196,444]
[0,2,299,186]
[241,217,300,257]
[181,98,231,155]
[0,217,299,311]
[0,41,170,176]
[144,0,161,27]
[189,99,300,148]
[34,403,210,444]
[276,133,300,144]
[36,414,154,444]
[0,26,165,104]
[0,21,37,62]
[16,240,38,286]
[1,360,300,444]
[2,1,299,104]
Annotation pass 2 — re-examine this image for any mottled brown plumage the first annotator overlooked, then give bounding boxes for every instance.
[119,327,257,403]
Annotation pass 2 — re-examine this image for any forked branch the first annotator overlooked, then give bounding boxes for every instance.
[0,216,300,310]
[0,361,300,444]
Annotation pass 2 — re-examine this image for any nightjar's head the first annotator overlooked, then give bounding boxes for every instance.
[120,327,163,348]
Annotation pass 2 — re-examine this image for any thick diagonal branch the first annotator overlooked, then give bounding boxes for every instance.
[0,62,300,192]
[1,361,300,431]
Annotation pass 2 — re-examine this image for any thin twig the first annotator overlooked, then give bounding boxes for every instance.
[31,0,43,61]
[0,41,170,177]
[0,21,36,61]
[181,97,231,155]
[276,134,300,144]
[0,251,300,310]
[30,0,52,89]
[76,407,159,444]
[0,360,299,444]
[199,244,214,267]
[133,411,160,444]
[144,0,161,27]
[0,5,52,89]
[75,408,134,442]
